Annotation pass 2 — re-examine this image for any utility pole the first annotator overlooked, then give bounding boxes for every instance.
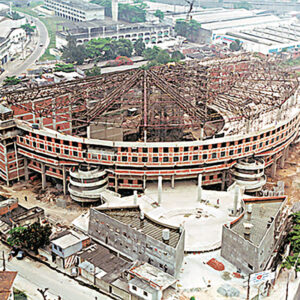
[0,251,5,271]
[246,274,251,300]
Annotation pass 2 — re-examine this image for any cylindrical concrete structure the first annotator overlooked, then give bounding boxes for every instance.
[158,176,162,205]
[197,173,202,203]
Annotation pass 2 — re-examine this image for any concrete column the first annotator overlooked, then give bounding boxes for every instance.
[115,175,118,193]
[62,165,67,195]
[221,172,226,191]
[200,126,204,141]
[143,175,146,190]
[233,185,239,216]
[133,190,137,205]
[280,151,285,169]
[197,174,202,203]
[171,175,175,189]
[24,158,29,181]
[41,163,46,190]
[271,159,277,178]
[158,176,162,205]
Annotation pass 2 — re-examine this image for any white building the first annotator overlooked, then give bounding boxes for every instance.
[0,16,27,65]
[44,0,105,22]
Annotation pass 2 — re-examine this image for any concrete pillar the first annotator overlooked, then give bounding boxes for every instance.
[221,172,226,191]
[112,0,118,22]
[158,176,162,205]
[271,159,277,178]
[24,158,29,181]
[233,185,239,216]
[115,175,118,193]
[197,174,202,203]
[171,175,175,189]
[143,175,146,190]
[200,126,204,141]
[133,190,137,205]
[280,151,285,169]
[41,163,46,190]
[87,126,91,139]
[62,165,67,195]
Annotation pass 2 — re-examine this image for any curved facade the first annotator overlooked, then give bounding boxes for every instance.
[1,55,299,198]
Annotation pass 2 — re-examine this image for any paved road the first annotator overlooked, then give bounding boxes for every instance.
[0,243,112,300]
[0,15,49,83]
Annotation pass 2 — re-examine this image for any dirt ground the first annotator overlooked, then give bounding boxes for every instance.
[1,179,87,226]
[265,143,300,205]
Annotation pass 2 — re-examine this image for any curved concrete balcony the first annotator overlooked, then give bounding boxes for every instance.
[69,165,106,179]
[235,175,267,192]
[68,183,108,203]
[235,158,265,171]
[69,177,108,188]
[231,169,264,179]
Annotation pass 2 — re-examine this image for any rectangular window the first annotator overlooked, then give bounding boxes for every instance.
[142,157,148,163]
[163,148,169,153]
[174,147,179,153]
[245,146,249,152]
[259,142,263,148]
[212,144,218,149]
[132,157,138,162]
[193,155,198,160]
[64,149,69,155]
[56,147,60,154]
[153,148,158,153]
[184,146,189,152]
[221,151,225,157]
[163,157,168,162]
[203,154,207,160]
[40,143,44,149]
[183,156,188,161]
[122,156,127,162]
[48,146,52,152]
[252,145,256,150]
[173,157,179,162]
[132,286,137,291]
[73,151,78,156]
[143,291,148,296]
[203,145,209,150]
[142,148,148,153]
[193,146,199,151]
[212,152,217,159]
[237,148,242,154]
[229,150,234,156]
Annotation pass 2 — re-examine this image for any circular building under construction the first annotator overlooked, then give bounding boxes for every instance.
[1,54,299,202]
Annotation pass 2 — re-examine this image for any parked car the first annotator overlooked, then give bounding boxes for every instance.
[16,250,25,260]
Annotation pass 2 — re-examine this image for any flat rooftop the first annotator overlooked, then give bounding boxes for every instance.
[95,206,182,248]
[52,230,88,249]
[0,271,17,300]
[129,263,176,290]
[51,0,103,11]
[79,243,133,283]
[230,197,286,247]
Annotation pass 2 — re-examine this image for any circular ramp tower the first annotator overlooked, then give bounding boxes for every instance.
[231,158,266,193]
[68,165,108,203]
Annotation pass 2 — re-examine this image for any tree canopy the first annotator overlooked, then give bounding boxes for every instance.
[230,40,242,52]
[61,36,87,65]
[134,39,146,56]
[175,19,201,42]
[3,76,21,86]
[91,0,146,23]
[8,222,52,254]
[54,63,75,73]
[21,23,36,36]
[154,9,164,21]
[86,65,101,77]
[282,212,300,272]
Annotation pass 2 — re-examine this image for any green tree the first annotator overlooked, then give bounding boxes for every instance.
[91,0,146,23]
[156,50,171,64]
[8,11,23,20]
[175,19,201,42]
[8,222,52,254]
[142,46,161,61]
[234,1,252,9]
[3,76,21,86]
[86,65,101,77]
[61,36,87,65]
[134,39,146,56]
[154,9,164,21]
[21,23,36,36]
[171,50,185,62]
[54,63,75,73]
[230,40,242,51]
